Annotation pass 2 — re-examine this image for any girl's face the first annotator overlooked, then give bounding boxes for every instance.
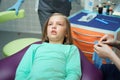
[47,15,67,44]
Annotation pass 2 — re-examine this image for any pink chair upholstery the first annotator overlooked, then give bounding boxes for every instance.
[0,41,103,80]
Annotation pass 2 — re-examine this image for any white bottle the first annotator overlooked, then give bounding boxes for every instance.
[85,0,94,12]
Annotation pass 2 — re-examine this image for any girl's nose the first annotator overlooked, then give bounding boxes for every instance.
[52,24,57,29]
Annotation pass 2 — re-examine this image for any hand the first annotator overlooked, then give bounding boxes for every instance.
[94,42,120,70]
[94,43,114,59]
[7,1,22,15]
[99,34,115,46]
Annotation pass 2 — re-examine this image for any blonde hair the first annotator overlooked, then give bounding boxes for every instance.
[42,13,73,45]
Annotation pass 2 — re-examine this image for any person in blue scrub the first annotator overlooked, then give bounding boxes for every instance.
[8,0,72,32]
[94,34,120,80]
[15,13,82,80]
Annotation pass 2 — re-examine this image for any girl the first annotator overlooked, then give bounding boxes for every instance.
[15,13,82,80]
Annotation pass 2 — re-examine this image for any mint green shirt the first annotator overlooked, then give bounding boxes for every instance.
[15,42,82,80]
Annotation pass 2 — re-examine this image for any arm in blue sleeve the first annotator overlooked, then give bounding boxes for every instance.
[15,44,36,80]
[65,45,82,80]
[69,0,80,4]
[7,0,24,15]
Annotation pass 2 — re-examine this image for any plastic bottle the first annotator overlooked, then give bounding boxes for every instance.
[106,0,111,15]
[98,4,103,14]
[85,0,94,12]
[109,6,113,15]
[102,6,107,15]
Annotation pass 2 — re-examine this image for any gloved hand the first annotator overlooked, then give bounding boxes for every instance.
[7,0,24,15]
[93,41,111,69]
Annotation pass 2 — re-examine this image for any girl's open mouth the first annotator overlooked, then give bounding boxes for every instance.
[51,30,57,35]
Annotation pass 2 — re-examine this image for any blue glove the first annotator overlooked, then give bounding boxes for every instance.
[7,0,24,15]
[92,41,111,69]
[92,51,102,69]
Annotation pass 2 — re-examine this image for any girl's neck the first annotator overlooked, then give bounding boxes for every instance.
[49,40,63,44]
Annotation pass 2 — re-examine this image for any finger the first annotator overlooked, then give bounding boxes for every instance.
[94,48,99,54]
[7,7,15,11]
[16,9,19,15]
[94,44,99,51]
[99,34,108,42]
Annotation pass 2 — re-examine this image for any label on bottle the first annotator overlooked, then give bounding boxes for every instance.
[85,0,94,12]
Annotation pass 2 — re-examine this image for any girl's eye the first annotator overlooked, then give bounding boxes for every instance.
[48,23,52,26]
[58,23,63,26]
